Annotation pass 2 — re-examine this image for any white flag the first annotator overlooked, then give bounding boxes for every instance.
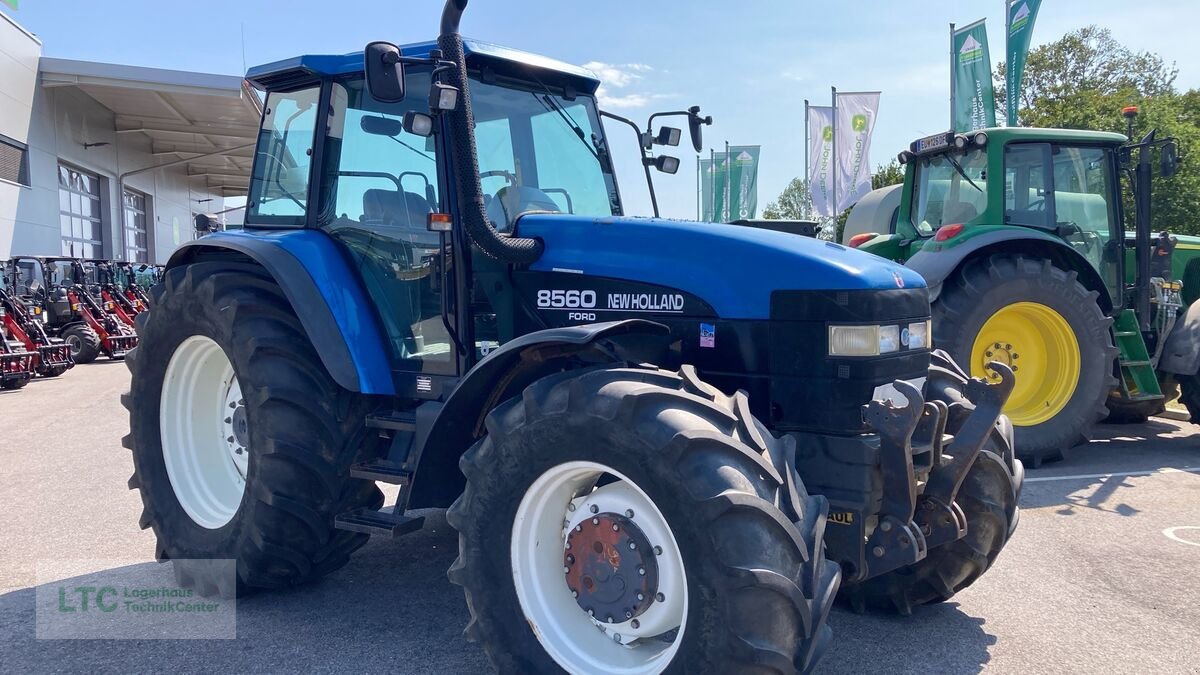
[834,92,881,213]
[807,105,836,217]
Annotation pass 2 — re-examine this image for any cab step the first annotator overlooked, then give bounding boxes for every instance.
[334,508,425,537]
[366,410,417,431]
[350,459,413,485]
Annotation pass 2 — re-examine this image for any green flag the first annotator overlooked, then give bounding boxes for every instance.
[1,0,18,9]
[702,153,728,222]
[726,146,761,220]
[1006,0,1042,126]
[952,20,997,131]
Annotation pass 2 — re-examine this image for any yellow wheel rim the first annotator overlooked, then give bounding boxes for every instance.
[970,302,1080,427]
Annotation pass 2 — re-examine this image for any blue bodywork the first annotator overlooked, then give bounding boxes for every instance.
[520,214,926,319]
[245,38,601,94]
[171,230,395,395]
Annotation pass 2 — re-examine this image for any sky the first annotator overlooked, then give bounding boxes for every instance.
[8,0,1200,219]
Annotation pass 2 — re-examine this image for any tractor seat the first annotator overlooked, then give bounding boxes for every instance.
[362,189,432,229]
[486,186,561,233]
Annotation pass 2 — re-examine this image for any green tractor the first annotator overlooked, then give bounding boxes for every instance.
[844,113,1198,466]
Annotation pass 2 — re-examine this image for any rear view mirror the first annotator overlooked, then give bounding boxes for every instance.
[364,41,406,103]
[360,115,404,137]
[1161,140,1179,178]
[687,105,711,153]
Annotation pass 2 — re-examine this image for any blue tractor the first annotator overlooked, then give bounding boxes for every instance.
[123,1,1021,671]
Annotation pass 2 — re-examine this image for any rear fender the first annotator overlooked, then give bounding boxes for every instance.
[167,230,394,395]
[909,229,1113,312]
[407,320,673,508]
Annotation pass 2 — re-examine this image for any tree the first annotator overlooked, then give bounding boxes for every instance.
[994,26,1200,234]
[871,160,904,190]
[763,177,813,220]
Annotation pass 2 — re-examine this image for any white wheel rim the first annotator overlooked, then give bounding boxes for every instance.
[160,335,248,529]
[511,461,688,675]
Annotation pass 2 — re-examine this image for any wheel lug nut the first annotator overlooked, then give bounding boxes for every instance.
[629,541,636,550]
[625,610,633,619]
[575,525,582,532]
[638,566,646,576]
[567,503,576,512]
[592,517,599,525]
[572,590,578,598]
[226,436,235,444]
[1013,353,1019,359]
[590,504,599,514]
[625,509,634,518]
[563,566,569,574]
[566,554,575,564]
[588,609,594,617]
[655,592,665,602]
[631,619,640,629]
[873,546,885,557]
[986,351,993,357]
[229,401,237,409]
[994,342,1001,349]
[637,592,644,601]
[612,523,620,532]
[606,615,614,623]
[1005,344,1011,350]
[653,545,662,555]
[612,633,622,642]
[224,417,232,424]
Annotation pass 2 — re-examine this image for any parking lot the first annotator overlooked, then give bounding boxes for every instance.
[1,363,1198,674]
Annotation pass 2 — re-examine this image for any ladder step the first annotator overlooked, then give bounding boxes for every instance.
[366,411,417,431]
[350,459,413,485]
[1121,361,1152,368]
[1114,331,1139,337]
[334,508,425,537]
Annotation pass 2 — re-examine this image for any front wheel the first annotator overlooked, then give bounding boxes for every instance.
[447,365,839,674]
[63,324,101,364]
[934,254,1117,467]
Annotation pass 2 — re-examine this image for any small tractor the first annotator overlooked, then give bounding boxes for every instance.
[112,261,153,315]
[844,116,1200,466]
[122,2,1020,672]
[85,260,141,327]
[0,263,74,378]
[8,257,139,363]
[0,275,36,390]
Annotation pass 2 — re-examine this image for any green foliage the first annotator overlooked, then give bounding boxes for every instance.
[995,26,1200,235]
[871,160,905,190]
[763,177,813,220]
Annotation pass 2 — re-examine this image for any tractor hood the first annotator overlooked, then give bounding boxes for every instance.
[517,214,925,320]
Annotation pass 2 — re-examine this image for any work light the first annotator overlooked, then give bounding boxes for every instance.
[828,325,902,357]
[906,320,931,349]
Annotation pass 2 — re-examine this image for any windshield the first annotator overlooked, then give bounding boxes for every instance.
[910,149,988,235]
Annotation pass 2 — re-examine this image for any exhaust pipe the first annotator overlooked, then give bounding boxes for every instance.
[438,0,544,264]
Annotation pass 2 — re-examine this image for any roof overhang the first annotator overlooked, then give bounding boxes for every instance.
[39,57,262,197]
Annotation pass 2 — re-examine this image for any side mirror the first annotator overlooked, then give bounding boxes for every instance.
[1161,140,1179,178]
[360,115,404,137]
[687,105,711,153]
[652,155,680,175]
[364,41,406,103]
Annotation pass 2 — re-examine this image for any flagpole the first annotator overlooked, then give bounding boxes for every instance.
[709,147,715,222]
[830,86,838,218]
[804,99,810,219]
[1004,1,1011,126]
[724,140,731,222]
[949,22,956,130]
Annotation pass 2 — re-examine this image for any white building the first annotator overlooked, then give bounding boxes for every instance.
[0,9,259,264]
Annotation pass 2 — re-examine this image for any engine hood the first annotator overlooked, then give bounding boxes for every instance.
[517,214,925,320]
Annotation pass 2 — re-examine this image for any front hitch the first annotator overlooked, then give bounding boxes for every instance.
[860,363,1015,578]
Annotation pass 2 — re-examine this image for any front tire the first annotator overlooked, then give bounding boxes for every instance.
[122,262,381,596]
[934,254,1117,467]
[447,365,839,674]
[63,324,101,364]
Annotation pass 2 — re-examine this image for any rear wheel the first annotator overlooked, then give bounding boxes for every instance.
[63,325,101,364]
[448,365,839,674]
[1178,374,1200,423]
[934,254,1117,467]
[123,262,381,596]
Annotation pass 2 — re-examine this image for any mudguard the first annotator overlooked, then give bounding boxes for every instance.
[908,228,1112,310]
[167,230,395,395]
[1158,298,1200,376]
[407,319,673,508]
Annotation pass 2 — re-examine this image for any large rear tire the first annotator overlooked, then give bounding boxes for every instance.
[841,351,1022,615]
[447,365,839,674]
[1178,374,1200,423]
[123,262,381,597]
[934,253,1117,467]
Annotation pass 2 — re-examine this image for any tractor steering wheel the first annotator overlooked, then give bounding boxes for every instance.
[1027,198,1046,212]
[480,169,518,185]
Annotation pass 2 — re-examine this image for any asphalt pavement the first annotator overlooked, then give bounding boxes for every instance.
[2,362,1198,673]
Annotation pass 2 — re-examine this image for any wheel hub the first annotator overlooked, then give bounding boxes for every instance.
[220,376,248,481]
[565,512,658,624]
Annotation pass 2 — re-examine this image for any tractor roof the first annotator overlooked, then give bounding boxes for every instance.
[246,38,601,95]
[920,127,1129,146]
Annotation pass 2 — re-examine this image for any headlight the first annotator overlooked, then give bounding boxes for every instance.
[829,325,902,357]
[906,320,931,349]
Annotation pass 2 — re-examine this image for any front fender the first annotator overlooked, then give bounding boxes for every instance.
[168,230,394,395]
[407,320,672,508]
[1158,299,1200,376]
